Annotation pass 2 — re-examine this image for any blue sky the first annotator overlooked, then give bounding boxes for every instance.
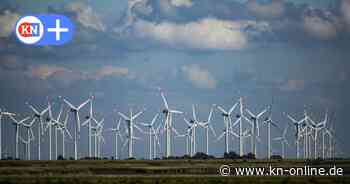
[0,0,349,159]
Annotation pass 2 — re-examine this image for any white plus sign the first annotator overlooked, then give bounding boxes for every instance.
[47,19,69,41]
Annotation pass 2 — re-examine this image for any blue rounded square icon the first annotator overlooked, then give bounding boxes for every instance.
[15,14,74,46]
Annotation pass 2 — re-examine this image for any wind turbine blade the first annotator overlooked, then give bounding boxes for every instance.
[118,112,130,121]
[273,137,283,141]
[209,125,216,137]
[283,126,288,137]
[161,91,169,109]
[132,110,144,120]
[207,108,213,123]
[171,127,180,136]
[228,102,238,114]
[246,109,255,118]
[81,119,90,127]
[57,105,63,121]
[192,105,197,122]
[151,114,159,125]
[64,128,73,139]
[286,114,297,123]
[117,118,122,130]
[257,109,267,118]
[216,105,227,114]
[63,99,76,109]
[170,110,183,114]
[232,118,240,127]
[19,116,31,124]
[230,131,239,138]
[215,132,225,142]
[78,99,90,110]
[28,105,40,115]
[134,124,145,134]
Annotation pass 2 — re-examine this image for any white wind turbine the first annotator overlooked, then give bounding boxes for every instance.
[193,105,216,155]
[140,114,159,160]
[118,108,144,158]
[273,126,289,158]
[285,112,306,159]
[244,106,266,157]
[44,100,63,160]
[160,90,183,158]
[215,100,238,154]
[176,123,193,156]
[262,103,279,159]
[93,118,105,158]
[51,104,66,160]
[56,109,72,159]
[25,102,49,160]
[106,118,124,160]
[183,117,198,156]
[9,116,30,159]
[18,119,35,160]
[62,97,90,160]
[308,110,328,159]
[0,108,16,160]
[82,95,95,158]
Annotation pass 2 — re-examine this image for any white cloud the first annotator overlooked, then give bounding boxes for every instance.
[246,0,285,19]
[303,10,339,40]
[170,0,193,8]
[65,2,105,32]
[0,10,19,38]
[341,0,350,31]
[132,18,255,50]
[93,66,129,80]
[181,64,216,89]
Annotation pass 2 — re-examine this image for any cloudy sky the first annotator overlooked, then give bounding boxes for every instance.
[0,0,349,159]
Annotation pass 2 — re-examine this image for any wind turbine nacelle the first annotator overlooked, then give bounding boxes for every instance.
[46,117,51,122]
[85,116,90,119]
[162,109,169,114]
[222,113,228,117]
[70,109,77,112]
[251,117,256,121]
[34,114,40,118]
[236,114,240,118]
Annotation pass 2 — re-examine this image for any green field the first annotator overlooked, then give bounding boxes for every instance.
[0,159,349,183]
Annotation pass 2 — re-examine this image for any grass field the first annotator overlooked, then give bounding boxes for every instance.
[0,159,349,183]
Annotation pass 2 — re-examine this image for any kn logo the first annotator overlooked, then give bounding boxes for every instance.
[15,14,74,46]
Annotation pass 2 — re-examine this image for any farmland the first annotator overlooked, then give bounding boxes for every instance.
[0,159,349,183]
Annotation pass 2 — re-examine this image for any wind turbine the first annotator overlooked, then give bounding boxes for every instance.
[82,95,95,158]
[193,105,216,155]
[160,90,183,158]
[244,106,266,157]
[118,108,144,158]
[94,118,105,158]
[106,118,124,160]
[285,112,306,159]
[215,100,238,154]
[263,104,279,159]
[273,126,289,158]
[183,117,198,156]
[62,97,90,160]
[9,116,30,159]
[140,114,159,160]
[44,100,62,160]
[176,123,193,156]
[0,109,16,160]
[25,102,49,160]
[309,110,328,159]
[19,119,35,160]
[56,109,72,159]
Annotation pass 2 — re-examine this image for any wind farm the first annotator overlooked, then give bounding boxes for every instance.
[0,89,343,161]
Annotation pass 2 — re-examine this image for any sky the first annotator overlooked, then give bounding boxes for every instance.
[0,0,349,159]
